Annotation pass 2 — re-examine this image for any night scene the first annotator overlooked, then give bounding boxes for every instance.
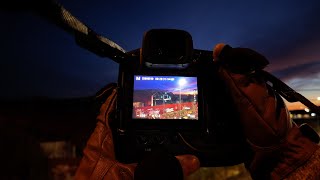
[1,0,320,179]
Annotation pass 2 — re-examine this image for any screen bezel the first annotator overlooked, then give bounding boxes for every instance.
[119,67,204,132]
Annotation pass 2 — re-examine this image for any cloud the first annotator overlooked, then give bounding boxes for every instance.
[265,38,320,71]
[271,61,320,81]
[234,0,320,76]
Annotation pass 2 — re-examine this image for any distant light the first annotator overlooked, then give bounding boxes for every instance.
[290,114,293,119]
[305,108,310,112]
[311,113,316,117]
[317,97,320,101]
[178,78,187,86]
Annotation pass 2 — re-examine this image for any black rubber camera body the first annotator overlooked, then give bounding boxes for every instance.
[114,29,251,167]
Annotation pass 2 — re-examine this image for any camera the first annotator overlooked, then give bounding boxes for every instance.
[114,29,251,167]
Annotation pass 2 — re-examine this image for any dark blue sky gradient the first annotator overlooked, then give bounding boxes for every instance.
[1,0,320,109]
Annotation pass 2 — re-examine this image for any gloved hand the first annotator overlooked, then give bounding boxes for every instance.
[74,83,200,180]
[213,44,320,179]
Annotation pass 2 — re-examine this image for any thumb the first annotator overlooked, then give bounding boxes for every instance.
[213,43,269,73]
[175,155,200,177]
[96,83,118,126]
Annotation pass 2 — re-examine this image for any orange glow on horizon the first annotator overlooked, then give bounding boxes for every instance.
[285,100,320,111]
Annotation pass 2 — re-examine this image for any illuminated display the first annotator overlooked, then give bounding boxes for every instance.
[132,75,198,120]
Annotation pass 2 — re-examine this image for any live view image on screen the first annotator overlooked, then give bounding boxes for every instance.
[132,75,198,120]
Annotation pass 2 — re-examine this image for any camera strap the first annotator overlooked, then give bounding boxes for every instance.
[260,70,320,114]
[30,0,128,63]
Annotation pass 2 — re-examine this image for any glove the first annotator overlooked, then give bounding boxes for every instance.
[74,83,200,180]
[213,44,320,179]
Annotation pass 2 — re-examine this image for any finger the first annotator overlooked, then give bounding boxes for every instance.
[218,68,291,147]
[175,154,200,177]
[127,163,138,169]
[96,83,117,100]
[96,83,118,126]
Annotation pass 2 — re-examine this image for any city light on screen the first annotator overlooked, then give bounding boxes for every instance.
[132,75,198,120]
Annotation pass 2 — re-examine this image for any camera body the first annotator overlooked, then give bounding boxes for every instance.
[114,29,251,166]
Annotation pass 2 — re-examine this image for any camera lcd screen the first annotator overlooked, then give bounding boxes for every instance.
[132,75,198,120]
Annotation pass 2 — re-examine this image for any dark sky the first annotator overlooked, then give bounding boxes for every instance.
[1,0,320,109]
